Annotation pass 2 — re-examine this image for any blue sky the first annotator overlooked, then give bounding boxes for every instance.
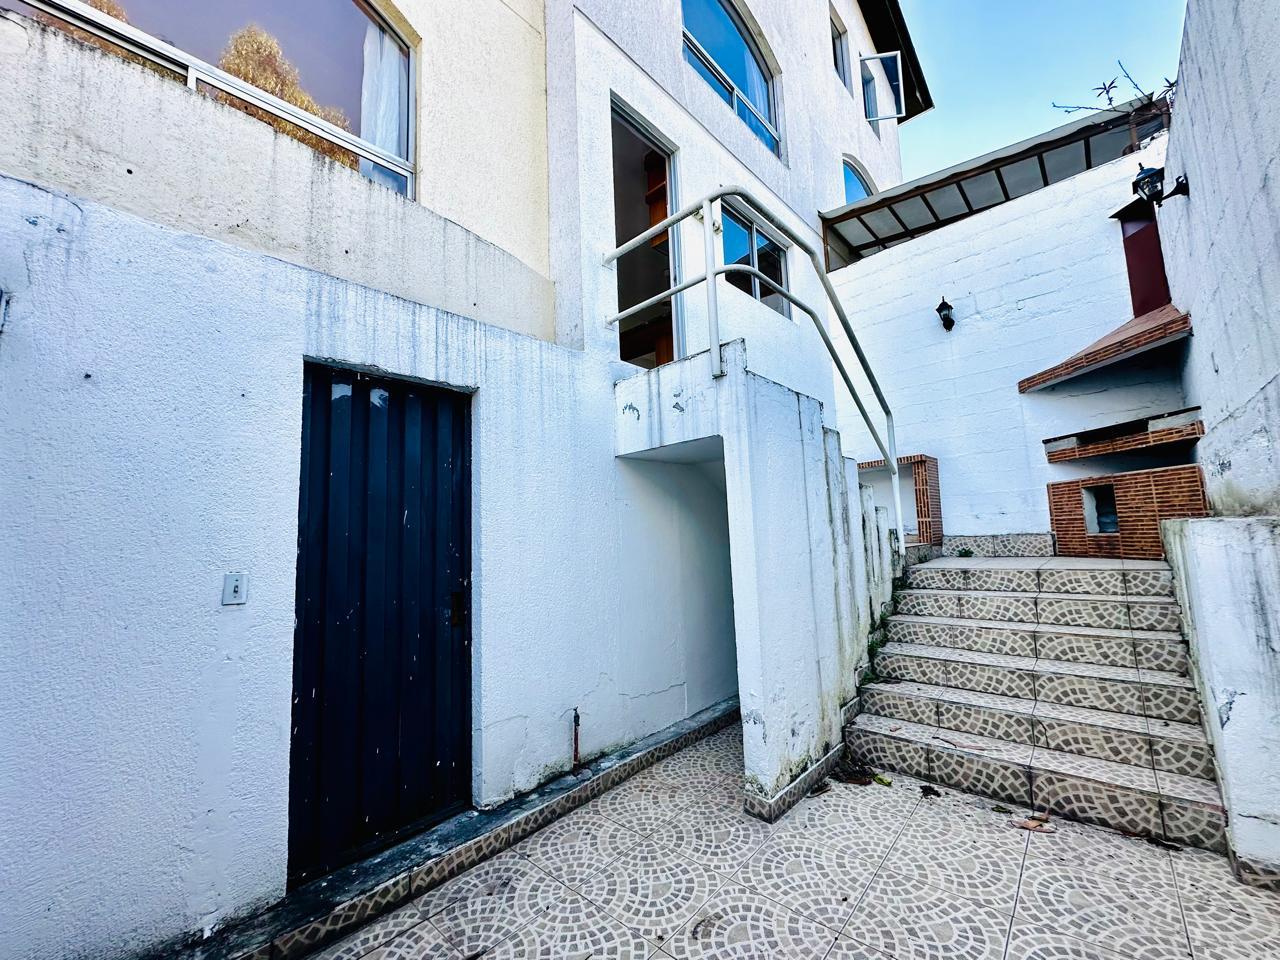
[897,0,1187,181]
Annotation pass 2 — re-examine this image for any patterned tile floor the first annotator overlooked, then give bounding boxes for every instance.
[309,724,1280,960]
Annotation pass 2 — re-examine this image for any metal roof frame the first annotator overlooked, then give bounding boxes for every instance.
[822,95,1172,268]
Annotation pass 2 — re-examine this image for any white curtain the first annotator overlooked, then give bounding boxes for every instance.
[360,21,407,192]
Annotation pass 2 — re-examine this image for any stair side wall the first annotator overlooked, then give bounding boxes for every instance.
[1165,517,1280,887]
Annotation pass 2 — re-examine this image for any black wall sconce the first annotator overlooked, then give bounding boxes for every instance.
[936,297,955,332]
[1133,164,1189,206]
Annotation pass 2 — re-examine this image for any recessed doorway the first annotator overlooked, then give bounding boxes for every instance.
[611,109,679,368]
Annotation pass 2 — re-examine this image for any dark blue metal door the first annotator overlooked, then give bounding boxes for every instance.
[289,363,471,886]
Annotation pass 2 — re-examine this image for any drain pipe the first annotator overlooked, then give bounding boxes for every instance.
[572,707,581,768]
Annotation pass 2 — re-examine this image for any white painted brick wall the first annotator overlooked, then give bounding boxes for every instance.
[1160,0,1280,515]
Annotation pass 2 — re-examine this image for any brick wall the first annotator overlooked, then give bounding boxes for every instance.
[1048,464,1209,559]
[1045,420,1204,463]
[913,457,943,546]
[857,454,943,546]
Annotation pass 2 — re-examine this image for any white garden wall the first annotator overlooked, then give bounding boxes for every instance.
[829,139,1185,535]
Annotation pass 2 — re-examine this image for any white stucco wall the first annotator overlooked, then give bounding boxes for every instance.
[1158,0,1280,516]
[830,139,1187,535]
[0,10,555,341]
[616,454,740,735]
[1165,519,1280,872]
[0,174,760,960]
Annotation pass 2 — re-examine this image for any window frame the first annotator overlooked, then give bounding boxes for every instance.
[831,16,850,87]
[859,50,907,122]
[721,201,791,318]
[18,0,418,196]
[680,0,782,154]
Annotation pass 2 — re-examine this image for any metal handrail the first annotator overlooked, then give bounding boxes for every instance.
[15,0,415,185]
[603,185,904,551]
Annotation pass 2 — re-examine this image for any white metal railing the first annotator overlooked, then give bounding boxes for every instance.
[603,185,905,551]
[16,0,415,192]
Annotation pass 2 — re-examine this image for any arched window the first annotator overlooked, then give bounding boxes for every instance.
[680,0,779,153]
[843,160,874,204]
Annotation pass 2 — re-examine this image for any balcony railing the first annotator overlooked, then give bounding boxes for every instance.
[604,186,905,551]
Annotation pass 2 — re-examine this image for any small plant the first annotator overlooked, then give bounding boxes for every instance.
[956,547,975,558]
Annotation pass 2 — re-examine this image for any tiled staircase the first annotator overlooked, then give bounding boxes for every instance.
[848,556,1227,852]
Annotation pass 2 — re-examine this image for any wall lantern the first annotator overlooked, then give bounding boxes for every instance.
[1133,164,1189,206]
[936,297,955,332]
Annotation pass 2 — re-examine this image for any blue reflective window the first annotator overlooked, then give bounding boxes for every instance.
[843,161,873,204]
[681,0,777,152]
[722,206,788,316]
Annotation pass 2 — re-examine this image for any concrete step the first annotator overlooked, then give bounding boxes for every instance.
[861,680,1212,778]
[875,642,1200,723]
[895,588,1181,632]
[886,615,1187,673]
[846,713,1225,852]
[906,556,1174,597]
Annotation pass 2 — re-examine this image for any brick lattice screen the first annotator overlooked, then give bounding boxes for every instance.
[1048,464,1209,559]
[857,454,944,546]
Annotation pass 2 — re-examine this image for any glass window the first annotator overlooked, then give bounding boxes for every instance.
[843,160,872,204]
[12,0,412,194]
[860,51,906,122]
[721,206,788,317]
[831,19,849,85]
[681,0,778,153]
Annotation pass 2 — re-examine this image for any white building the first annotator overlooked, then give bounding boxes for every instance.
[5,1,1279,958]
[0,1,929,957]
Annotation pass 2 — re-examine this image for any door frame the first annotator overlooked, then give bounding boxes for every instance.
[610,97,686,359]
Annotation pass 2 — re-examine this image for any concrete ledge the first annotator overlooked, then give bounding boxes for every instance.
[180,699,740,960]
[742,742,845,823]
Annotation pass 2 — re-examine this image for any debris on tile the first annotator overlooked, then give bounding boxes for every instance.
[1012,813,1056,833]
[808,779,832,797]
[920,784,942,799]
[873,773,893,787]
[829,756,875,785]
[991,804,1013,815]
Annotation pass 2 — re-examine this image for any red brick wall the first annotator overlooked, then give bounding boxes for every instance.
[1048,465,1209,559]
[913,457,944,547]
[1045,421,1205,463]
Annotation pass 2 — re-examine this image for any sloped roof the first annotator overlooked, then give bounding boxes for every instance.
[1017,303,1192,393]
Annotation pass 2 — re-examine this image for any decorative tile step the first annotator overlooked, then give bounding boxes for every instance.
[895,588,1180,632]
[887,615,1187,673]
[875,642,1200,723]
[906,557,1174,597]
[860,681,1213,778]
[846,714,1225,852]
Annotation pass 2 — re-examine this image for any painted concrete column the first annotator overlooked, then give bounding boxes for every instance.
[616,341,861,814]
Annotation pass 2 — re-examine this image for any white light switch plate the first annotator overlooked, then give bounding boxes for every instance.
[222,573,248,605]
